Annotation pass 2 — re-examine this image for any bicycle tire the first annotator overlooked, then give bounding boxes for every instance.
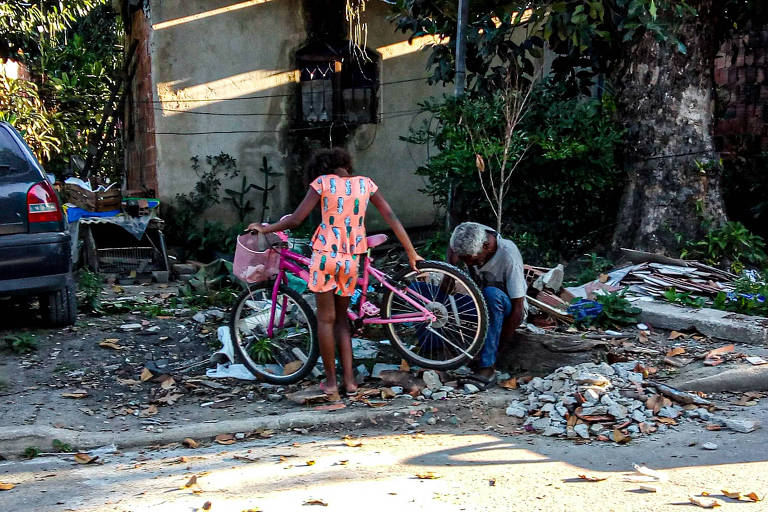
[381,260,488,370]
[230,281,319,384]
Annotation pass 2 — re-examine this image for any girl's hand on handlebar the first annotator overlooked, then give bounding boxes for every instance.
[246,222,267,234]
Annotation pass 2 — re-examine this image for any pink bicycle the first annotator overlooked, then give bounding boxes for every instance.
[229,231,488,384]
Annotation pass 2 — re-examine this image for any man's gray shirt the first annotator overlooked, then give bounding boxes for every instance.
[473,235,527,300]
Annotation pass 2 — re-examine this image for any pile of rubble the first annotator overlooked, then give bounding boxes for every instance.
[505,361,760,440]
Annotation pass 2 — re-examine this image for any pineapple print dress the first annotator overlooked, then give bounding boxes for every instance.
[307,174,379,296]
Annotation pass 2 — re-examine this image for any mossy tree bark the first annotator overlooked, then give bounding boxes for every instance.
[611,0,726,255]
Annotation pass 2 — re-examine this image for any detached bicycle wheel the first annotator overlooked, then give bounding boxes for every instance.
[382,260,488,370]
[230,282,319,384]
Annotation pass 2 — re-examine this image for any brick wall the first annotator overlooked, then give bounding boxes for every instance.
[715,27,768,154]
[124,6,158,196]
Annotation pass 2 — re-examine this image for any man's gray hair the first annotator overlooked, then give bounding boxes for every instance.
[450,222,495,256]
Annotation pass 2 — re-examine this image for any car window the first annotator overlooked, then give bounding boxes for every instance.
[0,127,31,176]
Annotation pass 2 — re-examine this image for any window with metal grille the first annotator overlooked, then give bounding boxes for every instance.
[297,42,379,125]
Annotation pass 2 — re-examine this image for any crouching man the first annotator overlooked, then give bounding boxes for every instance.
[447,222,527,387]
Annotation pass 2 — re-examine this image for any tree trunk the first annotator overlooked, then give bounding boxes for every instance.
[611,0,726,255]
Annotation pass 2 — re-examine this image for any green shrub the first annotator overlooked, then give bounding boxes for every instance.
[404,79,625,264]
[77,267,103,312]
[712,271,768,318]
[681,221,766,272]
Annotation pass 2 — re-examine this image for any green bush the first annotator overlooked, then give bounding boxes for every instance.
[681,221,766,272]
[712,271,768,318]
[404,80,625,264]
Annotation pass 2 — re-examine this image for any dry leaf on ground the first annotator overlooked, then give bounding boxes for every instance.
[668,331,686,340]
[74,453,98,464]
[140,368,153,381]
[233,455,260,463]
[721,490,741,499]
[0,482,15,491]
[399,359,410,372]
[215,434,236,445]
[498,377,518,389]
[666,347,686,357]
[612,429,630,444]
[303,499,328,506]
[578,474,609,482]
[415,472,441,479]
[282,360,303,375]
[689,496,721,508]
[343,437,363,447]
[745,492,764,502]
[99,339,124,350]
[645,395,671,414]
[61,390,88,399]
[184,475,199,488]
[183,438,199,449]
[305,460,316,466]
[202,501,212,510]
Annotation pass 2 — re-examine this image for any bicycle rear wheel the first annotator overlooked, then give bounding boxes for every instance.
[230,282,319,384]
[382,260,488,370]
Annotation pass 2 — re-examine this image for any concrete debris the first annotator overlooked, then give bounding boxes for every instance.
[504,360,760,441]
[422,370,443,391]
[702,442,718,450]
[192,312,207,324]
[119,323,142,331]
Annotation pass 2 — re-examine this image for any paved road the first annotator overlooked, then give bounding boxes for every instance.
[1,412,766,512]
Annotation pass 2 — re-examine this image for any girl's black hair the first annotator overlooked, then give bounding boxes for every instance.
[306,147,353,181]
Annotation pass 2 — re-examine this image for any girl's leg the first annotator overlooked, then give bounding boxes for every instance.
[315,291,339,396]
[333,295,356,393]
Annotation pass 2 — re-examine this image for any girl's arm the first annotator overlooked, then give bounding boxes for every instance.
[247,189,319,234]
[370,192,423,271]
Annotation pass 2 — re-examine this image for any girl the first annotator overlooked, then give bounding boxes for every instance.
[248,148,422,398]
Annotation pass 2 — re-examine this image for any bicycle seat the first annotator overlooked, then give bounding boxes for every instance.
[366,234,388,248]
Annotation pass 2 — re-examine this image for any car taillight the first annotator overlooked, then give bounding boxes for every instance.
[27,181,63,223]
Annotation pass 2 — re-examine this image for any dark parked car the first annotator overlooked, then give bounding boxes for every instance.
[0,121,76,326]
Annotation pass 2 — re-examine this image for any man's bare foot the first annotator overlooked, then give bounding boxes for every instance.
[344,383,358,395]
[476,366,496,380]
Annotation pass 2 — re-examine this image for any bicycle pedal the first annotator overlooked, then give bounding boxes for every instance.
[360,301,380,316]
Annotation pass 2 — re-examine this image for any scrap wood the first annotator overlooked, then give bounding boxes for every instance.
[527,295,572,323]
[647,381,711,406]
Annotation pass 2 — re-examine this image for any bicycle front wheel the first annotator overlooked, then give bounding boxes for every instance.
[230,282,319,384]
[382,260,488,370]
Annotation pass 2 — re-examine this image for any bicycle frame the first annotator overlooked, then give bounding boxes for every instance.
[262,244,437,337]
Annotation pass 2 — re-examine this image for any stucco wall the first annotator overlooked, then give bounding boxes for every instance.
[148,0,442,228]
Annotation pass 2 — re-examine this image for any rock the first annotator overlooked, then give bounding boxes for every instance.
[702,442,718,450]
[574,423,589,439]
[355,364,370,384]
[539,394,556,403]
[422,389,433,399]
[566,426,577,438]
[600,394,615,406]
[589,423,605,435]
[192,312,206,324]
[658,407,681,419]
[575,372,611,386]
[626,372,644,383]
[581,405,608,416]
[267,394,282,402]
[205,309,225,320]
[723,418,761,433]
[391,386,404,395]
[235,432,246,440]
[543,425,566,437]
[120,323,142,331]
[549,410,566,424]
[555,404,569,417]
[351,338,380,359]
[152,270,170,284]
[422,370,443,391]
[631,410,646,423]
[532,417,552,431]
[439,386,455,393]
[146,325,161,333]
[431,391,448,400]
[608,403,629,419]
[584,389,601,402]
[505,402,527,419]
[463,383,480,394]
[595,362,616,377]
[627,425,640,435]
[427,415,438,425]
[696,408,713,421]
[562,396,579,407]
[371,363,400,378]
[541,403,555,414]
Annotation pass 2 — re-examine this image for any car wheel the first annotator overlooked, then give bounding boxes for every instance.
[41,279,77,326]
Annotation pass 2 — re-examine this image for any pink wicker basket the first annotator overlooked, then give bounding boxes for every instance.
[233,232,282,283]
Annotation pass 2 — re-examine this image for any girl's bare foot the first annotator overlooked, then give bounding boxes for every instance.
[319,381,340,400]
